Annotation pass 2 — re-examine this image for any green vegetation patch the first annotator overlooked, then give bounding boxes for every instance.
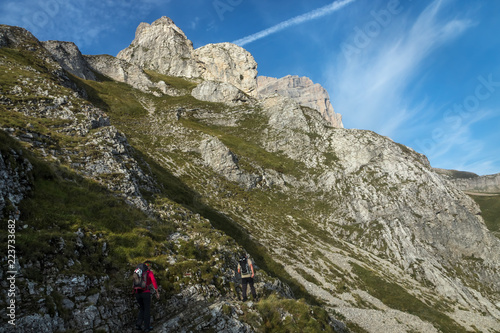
[295,267,321,286]
[179,116,305,176]
[14,152,160,269]
[70,73,147,120]
[144,70,198,91]
[0,47,56,79]
[251,294,336,333]
[469,194,500,237]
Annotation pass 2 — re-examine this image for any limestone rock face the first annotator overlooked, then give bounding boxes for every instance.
[195,42,258,96]
[42,41,96,81]
[117,16,200,78]
[191,80,249,105]
[257,75,343,128]
[85,54,151,87]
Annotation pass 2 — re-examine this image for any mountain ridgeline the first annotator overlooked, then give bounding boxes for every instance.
[1,17,499,333]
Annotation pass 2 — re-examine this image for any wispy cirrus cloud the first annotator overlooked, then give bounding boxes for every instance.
[232,0,356,46]
[327,0,476,154]
[329,0,473,133]
[326,0,500,174]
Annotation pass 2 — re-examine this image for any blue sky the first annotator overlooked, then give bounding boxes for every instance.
[1,0,500,175]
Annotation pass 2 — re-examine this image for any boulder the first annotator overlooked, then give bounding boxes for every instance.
[191,80,249,105]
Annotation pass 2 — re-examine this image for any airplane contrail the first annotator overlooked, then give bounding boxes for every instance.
[232,0,357,46]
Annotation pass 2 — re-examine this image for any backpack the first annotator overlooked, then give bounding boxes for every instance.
[239,256,250,275]
[133,263,149,290]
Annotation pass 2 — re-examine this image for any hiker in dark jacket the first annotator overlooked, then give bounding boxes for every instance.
[134,261,159,332]
[237,253,257,301]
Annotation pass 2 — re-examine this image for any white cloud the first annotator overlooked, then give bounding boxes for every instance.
[232,0,356,46]
[327,0,473,137]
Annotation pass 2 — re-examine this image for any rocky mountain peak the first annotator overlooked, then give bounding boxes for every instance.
[142,16,183,36]
[257,75,343,128]
[117,18,258,96]
[117,16,199,78]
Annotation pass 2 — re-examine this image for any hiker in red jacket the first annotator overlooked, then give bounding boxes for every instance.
[134,261,160,332]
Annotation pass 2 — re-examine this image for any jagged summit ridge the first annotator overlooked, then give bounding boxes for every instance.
[35,17,339,125]
[117,16,200,78]
[117,16,258,96]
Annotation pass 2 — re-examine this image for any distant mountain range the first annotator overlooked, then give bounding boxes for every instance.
[434,168,500,193]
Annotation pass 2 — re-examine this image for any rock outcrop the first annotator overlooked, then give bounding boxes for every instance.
[0,140,32,221]
[257,75,343,128]
[195,42,258,96]
[200,137,261,189]
[42,41,96,81]
[1,24,42,49]
[85,54,152,87]
[84,54,183,96]
[191,80,250,105]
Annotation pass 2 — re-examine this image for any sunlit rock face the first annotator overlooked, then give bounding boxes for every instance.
[257,75,343,128]
[117,16,200,78]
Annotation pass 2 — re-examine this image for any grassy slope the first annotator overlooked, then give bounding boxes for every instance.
[0,47,341,331]
[1,130,339,332]
[1,42,475,331]
[71,73,326,306]
[67,72,476,332]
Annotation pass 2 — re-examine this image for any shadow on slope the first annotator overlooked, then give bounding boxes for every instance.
[135,148,322,306]
[69,69,322,306]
